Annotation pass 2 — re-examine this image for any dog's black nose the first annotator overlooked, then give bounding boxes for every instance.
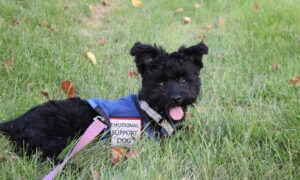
[171,95,182,104]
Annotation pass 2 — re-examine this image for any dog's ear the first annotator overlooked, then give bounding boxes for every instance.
[130,42,165,74]
[178,42,208,69]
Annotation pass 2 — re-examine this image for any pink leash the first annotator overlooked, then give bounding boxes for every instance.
[42,116,107,180]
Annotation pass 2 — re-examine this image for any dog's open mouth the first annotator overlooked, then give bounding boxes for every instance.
[168,106,184,121]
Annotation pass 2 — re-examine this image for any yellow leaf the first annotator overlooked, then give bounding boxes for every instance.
[183,17,191,24]
[86,50,97,65]
[194,4,200,8]
[132,0,143,7]
[88,5,94,11]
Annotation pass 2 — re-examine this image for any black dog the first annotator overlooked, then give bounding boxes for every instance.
[0,42,208,159]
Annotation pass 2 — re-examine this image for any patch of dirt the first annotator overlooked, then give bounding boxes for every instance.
[81,3,112,27]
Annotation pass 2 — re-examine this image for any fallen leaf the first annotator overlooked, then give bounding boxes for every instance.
[183,17,191,24]
[86,50,97,65]
[253,3,260,10]
[99,37,107,46]
[63,6,68,10]
[218,16,224,27]
[273,64,280,71]
[61,80,76,98]
[125,149,141,159]
[128,70,138,78]
[197,34,207,39]
[4,58,14,71]
[205,24,212,31]
[187,113,194,120]
[290,77,300,85]
[197,106,204,113]
[41,21,49,28]
[194,4,200,8]
[93,170,101,179]
[188,124,195,133]
[175,8,183,13]
[89,5,94,11]
[26,82,32,89]
[102,1,110,6]
[277,164,284,170]
[40,91,50,100]
[12,18,20,25]
[111,147,125,165]
[132,0,143,7]
[0,155,7,162]
[216,55,224,60]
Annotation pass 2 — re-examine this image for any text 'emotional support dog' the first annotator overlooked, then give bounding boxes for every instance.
[0,42,208,159]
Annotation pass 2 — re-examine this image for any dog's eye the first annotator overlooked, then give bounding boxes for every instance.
[179,78,187,84]
[158,82,164,87]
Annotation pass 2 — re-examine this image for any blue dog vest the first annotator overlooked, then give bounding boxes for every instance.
[87,94,174,141]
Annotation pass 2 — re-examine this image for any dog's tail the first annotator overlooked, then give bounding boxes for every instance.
[0,121,11,135]
[0,118,19,135]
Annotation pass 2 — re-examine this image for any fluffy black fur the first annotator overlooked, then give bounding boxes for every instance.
[0,42,208,159]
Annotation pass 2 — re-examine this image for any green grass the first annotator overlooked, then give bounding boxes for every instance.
[0,0,299,179]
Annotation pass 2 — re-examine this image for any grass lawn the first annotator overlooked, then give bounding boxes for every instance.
[0,0,299,179]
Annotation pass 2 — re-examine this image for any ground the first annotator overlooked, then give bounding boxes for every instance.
[0,0,299,179]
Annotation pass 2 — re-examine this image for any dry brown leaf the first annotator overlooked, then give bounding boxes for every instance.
[290,77,300,85]
[216,55,224,60]
[93,170,101,179]
[219,16,224,27]
[253,3,260,10]
[175,8,183,13]
[12,19,20,25]
[0,155,7,162]
[41,21,50,28]
[273,64,280,71]
[277,164,284,170]
[128,70,138,78]
[197,34,207,39]
[125,149,141,159]
[40,91,50,100]
[197,106,204,113]
[194,4,201,8]
[187,113,194,120]
[183,17,191,24]
[205,24,212,31]
[132,0,143,7]
[4,58,14,71]
[61,80,76,98]
[188,124,195,133]
[99,37,107,46]
[102,1,110,6]
[111,147,125,165]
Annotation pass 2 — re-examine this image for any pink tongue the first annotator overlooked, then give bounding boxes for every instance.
[169,106,184,121]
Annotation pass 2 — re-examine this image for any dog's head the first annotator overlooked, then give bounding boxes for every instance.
[130,42,208,122]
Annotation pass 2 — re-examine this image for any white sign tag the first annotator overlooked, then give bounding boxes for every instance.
[110,117,142,147]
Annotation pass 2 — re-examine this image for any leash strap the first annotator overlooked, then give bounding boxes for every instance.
[42,116,107,180]
[139,100,174,135]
